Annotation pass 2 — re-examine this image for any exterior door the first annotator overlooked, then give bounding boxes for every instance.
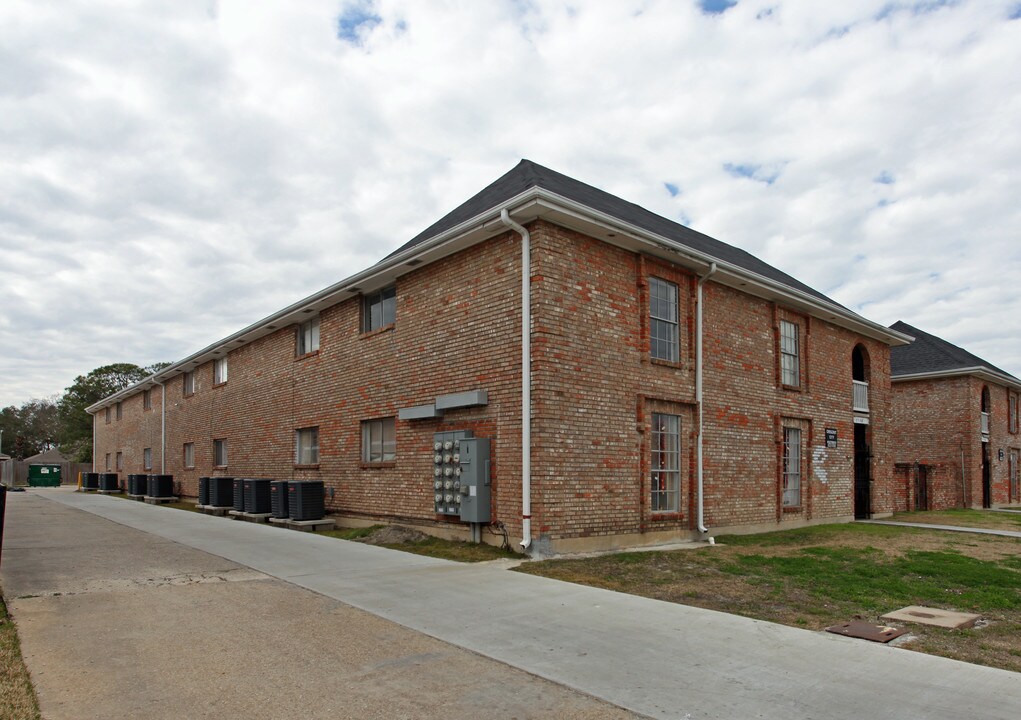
[1010,450,1019,504]
[915,465,929,511]
[981,444,991,508]
[854,424,871,519]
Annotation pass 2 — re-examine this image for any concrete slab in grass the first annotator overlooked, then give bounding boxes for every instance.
[882,606,981,629]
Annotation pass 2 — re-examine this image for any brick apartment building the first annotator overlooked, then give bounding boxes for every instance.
[89,160,911,554]
[889,321,1021,511]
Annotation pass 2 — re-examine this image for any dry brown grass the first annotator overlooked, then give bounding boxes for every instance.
[517,523,1021,673]
[0,591,40,720]
[888,508,1021,532]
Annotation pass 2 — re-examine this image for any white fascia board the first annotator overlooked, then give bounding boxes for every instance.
[892,367,1021,392]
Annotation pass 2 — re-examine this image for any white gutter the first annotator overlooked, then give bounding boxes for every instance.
[91,410,96,473]
[696,262,718,535]
[891,366,1021,393]
[157,381,166,473]
[499,208,532,550]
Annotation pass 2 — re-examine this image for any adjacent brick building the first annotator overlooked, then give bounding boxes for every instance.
[889,321,1021,511]
[89,161,911,554]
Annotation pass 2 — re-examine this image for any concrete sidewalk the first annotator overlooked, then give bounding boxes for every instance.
[860,518,1021,538]
[26,489,1021,719]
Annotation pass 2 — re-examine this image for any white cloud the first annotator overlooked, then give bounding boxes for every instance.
[1,0,1019,405]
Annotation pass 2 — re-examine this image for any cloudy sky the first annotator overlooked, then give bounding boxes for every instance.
[2,0,1019,406]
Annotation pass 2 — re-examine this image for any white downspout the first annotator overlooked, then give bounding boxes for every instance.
[696,262,718,535]
[157,382,166,473]
[91,411,96,473]
[499,208,532,550]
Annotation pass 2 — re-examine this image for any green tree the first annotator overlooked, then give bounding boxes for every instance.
[0,398,59,458]
[57,363,165,462]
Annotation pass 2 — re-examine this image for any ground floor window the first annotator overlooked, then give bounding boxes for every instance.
[361,417,396,462]
[105,453,111,471]
[183,442,195,468]
[115,451,123,472]
[143,447,152,471]
[782,427,802,507]
[295,427,320,465]
[651,412,680,512]
[214,439,227,467]
[1011,449,1020,502]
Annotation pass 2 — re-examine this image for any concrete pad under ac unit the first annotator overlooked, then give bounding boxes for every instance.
[881,606,981,629]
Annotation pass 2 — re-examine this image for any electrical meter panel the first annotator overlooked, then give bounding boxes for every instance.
[432,430,473,516]
[457,438,491,523]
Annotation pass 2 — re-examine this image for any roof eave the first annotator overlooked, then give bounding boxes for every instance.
[891,366,1021,392]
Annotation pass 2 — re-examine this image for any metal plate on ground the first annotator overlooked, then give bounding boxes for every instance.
[825,620,908,643]
[881,606,980,629]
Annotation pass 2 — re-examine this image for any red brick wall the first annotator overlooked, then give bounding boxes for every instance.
[892,376,1021,508]
[96,219,897,548]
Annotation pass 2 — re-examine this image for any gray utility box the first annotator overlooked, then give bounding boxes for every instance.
[432,430,473,517]
[457,438,491,523]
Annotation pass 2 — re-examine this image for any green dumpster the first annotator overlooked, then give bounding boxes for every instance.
[28,463,61,487]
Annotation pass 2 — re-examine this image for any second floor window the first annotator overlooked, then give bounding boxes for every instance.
[115,402,122,420]
[363,286,396,332]
[183,371,195,396]
[649,277,679,362]
[214,357,228,384]
[297,316,320,355]
[143,389,152,410]
[1010,392,1018,434]
[780,320,800,387]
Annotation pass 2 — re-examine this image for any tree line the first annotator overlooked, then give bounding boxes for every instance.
[0,362,170,462]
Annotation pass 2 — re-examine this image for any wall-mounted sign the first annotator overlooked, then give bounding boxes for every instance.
[853,416,869,425]
[825,428,838,448]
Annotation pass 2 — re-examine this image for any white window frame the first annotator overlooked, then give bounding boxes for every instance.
[297,316,321,356]
[213,439,227,467]
[650,412,680,512]
[780,320,800,387]
[1010,392,1019,434]
[214,357,228,385]
[361,417,396,462]
[362,286,396,332]
[783,426,802,507]
[649,277,680,363]
[183,371,195,396]
[183,442,195,468]
[143,447,152,471]
[295,427,320,465]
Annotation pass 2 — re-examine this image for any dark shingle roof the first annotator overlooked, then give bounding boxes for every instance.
[386,159,837,305]
[889,321,1017,380]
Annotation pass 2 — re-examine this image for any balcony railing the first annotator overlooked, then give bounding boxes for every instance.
[981,411,990,435]
[852,380,869,413]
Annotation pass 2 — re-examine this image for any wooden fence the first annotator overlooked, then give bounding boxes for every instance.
[1,461,93,486]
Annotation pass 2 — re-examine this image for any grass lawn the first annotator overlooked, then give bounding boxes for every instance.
[515,523,1021,673]
[0,590,41,720]
[889,508,1021,532]
[322,525,520,563]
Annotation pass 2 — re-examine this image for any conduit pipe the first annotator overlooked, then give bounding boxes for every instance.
[696,262,718,535]
[499,208,532,550]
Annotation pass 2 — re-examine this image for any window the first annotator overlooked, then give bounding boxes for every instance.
[105,452,111,471]
[297,316,320,356]
[649,277,679,362]
[362,286,396,332]
[143,447,152,471]
[183,371,195,396]
[105,407,111,424]
[650,413,680,512]
[780,320,800,387]
[183,442,195,468]
[143,389,152,410]
[214,439,227,467]
[116,402,122,420]
[783,427,802,507]
[214,357,228,385]
[115,451,123,471]
[295,427,320,465]
[1010,392,1018,434]
[1011,449,1019,501]
[361,417,396,462]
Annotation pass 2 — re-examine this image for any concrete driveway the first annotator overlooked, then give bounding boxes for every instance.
[6,488,1021,719]
[1,490,635,720]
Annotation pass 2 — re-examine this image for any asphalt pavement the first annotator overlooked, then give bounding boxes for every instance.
[5,487,1021,719]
